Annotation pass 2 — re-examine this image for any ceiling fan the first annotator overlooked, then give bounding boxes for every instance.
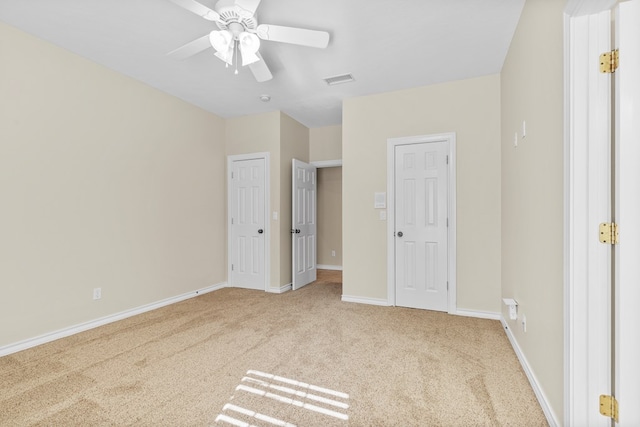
[167,0,331,82]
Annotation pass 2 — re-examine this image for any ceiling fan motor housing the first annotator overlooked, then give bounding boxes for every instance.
[214,0,257,33]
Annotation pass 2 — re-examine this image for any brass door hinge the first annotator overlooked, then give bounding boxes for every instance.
[599,222,619,244]
[600,394,619,422]
[600,49,619,73]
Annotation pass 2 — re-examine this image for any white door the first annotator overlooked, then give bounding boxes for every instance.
[394,141,449,311]
[229,157,266,290]
[566,10,613,425]
[292,159,317,290]
[615,1,640,423]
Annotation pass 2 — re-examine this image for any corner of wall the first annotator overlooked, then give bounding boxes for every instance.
[500,0,565,423]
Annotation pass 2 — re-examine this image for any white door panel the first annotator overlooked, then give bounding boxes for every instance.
[615,1,640,424]
[567,11,614,425]
[230,157,266,290]
[292,159,317,290]
[395,141,448,311]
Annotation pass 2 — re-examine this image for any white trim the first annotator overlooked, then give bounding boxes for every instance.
[267,283,292,294]
[227,152,271,292]
[310,159,342,168]
[317,264,343,271]
[341,295,390,306]
[563,13,571,425]
[615,3,640,422]
[501,317,560,427]
[386,133,457,312]
[0,282,226,357]
[564,5,613,426]
[454,309,501,321]
[565,0,616,16]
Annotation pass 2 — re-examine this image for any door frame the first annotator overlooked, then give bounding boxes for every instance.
[386,132,457,313]
[227,152,270,291]
[614,2,640,423]
[563,0,616,424]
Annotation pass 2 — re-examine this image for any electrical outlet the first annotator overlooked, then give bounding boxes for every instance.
[521,314,527,332]
[331,250,336,257]
[93,288,102,300]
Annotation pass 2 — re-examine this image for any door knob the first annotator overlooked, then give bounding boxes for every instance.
[397,231,403,237]
[258,229,264,234]
[296,229,301,233]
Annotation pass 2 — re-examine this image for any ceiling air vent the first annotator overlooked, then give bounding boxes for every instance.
[323,73,355,86]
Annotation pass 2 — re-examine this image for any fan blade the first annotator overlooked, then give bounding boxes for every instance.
[249,53,273,82]
[167,0,221,22]
[235,0,262,17]
[256,24,330,48]
[167,34,212,60]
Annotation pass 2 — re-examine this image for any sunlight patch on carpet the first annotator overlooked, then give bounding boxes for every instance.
[214,370,350,426]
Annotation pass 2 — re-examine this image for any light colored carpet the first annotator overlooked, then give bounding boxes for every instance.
[0,271,547,426]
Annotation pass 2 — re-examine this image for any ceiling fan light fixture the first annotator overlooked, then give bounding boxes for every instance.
[239,32,261,66]
[209,30,232,53]
[214,46,234,65]
[239,32,260,52]
[241,50,260,66]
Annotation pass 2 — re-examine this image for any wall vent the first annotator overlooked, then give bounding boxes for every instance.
[323,73,355,86]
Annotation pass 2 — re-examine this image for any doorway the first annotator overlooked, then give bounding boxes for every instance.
[315,166,342,271]
[291,159,343,290]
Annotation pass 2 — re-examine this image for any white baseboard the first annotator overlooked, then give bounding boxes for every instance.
[317,265,343,271]
[0,282,227,357]
[454,309,501,320]
[500,316,560,427]
[341,295,390,306]
[267,283,292,294]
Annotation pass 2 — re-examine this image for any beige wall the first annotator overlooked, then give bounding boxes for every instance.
[225,111,308,288]
[342,75,502,312]
[317,167,343,267]
[2,14,566,423]
[225,112,282,288]
[309,125,342,162]
[500,0,565,422]
[279,113,309,285]
[0,23,226,347]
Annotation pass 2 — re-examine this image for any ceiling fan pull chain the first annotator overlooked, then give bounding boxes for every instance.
[234,40,239,75]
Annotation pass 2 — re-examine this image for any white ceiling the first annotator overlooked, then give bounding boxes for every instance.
[0,0,525,128]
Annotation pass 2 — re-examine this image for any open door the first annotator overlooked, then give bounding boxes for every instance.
[567,3,640,423]
[292,159,317,290]
[566,9,613,425]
